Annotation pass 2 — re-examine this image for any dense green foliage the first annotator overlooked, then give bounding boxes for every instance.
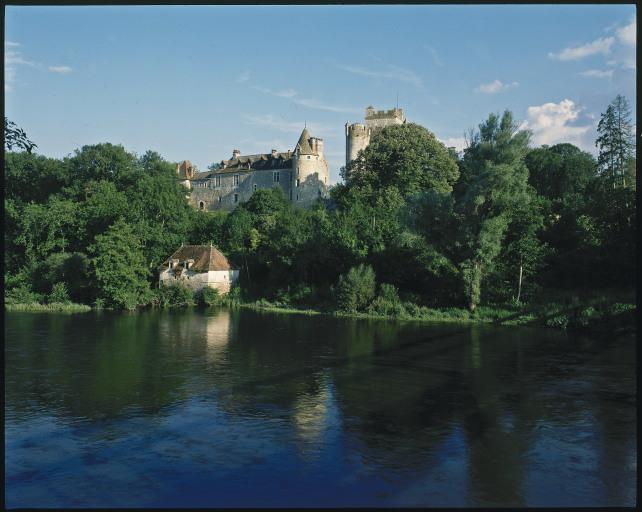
[4,97,635,326]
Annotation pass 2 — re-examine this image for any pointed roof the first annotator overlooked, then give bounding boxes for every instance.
[296,127,313,155]
[160,245,235,272]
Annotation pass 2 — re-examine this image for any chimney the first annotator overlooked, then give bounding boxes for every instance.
[232,149,241,159]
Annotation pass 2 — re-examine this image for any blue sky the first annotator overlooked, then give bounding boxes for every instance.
[5,5,636,183]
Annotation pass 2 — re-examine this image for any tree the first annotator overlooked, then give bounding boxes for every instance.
[343,123,460,198]
[596,95,634,188]
[457,111,532,311]
[335,264,376,313]
[4,118,37,153]
[89,219,150,309]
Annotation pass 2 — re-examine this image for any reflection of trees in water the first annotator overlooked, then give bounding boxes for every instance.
[6,310,636,505]
[5,310,237,422]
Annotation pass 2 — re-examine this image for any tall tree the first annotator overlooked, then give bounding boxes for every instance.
[596,95,634,188]
[343,123,460,198]
[89,219,150,310]
[4,118,37,153]
[457,111,532,311]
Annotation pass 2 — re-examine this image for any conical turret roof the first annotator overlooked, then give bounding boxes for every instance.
[296,127,313,155]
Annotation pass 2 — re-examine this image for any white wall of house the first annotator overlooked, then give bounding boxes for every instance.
[159,268,240,294]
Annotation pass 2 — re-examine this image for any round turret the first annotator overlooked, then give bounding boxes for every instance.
[292,127,330,206]
[345,123,371,166]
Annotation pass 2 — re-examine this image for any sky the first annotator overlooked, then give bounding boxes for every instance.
[5,5,636,183]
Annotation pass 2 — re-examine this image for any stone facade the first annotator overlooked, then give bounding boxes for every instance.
[179,127,330,212]
[345,106,406,166]
[159,245,239,295]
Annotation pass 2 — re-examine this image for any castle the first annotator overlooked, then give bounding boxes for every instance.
[180,127,330,211]
[345,106,406,166]
[178,106,405,211]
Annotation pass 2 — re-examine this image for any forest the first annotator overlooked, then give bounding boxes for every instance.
[4,96,636,330]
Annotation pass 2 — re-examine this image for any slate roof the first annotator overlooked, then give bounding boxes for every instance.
[202,151,294,176]
[160,245,235,272]
[296,128,313,155]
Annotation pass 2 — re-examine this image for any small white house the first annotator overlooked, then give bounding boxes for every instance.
[159,244,239,294]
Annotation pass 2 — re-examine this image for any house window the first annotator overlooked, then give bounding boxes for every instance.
[233,175,239,186]
[273,171,280,183]
[253,183,257,192]
[234,193,239,203]
[296,179,300,187]
[215,175,221,187]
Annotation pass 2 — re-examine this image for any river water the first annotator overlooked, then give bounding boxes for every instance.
[4,309,636,507]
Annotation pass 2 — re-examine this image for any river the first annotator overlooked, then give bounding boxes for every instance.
[4,308,636,507]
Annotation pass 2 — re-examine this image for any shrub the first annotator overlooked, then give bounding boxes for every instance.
[201,287,223,307]
[368,283,405,317]
[5,284,43,305]
[157,283,195,308]
[335,264,376,313]
[48,282,70,304]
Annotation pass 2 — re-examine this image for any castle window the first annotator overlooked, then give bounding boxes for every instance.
[234,193,239,203]
[233,175,239,186]
[307,156,310,160]
[273,171,280,183]
[218,196,222,203]
[253,183,257,192]
[215,175,221,187]
[289,190,293,200]
[199,201,205,210]
[296,179,300,187]
[296,194,299,201]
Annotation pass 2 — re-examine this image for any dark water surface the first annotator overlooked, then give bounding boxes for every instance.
[5,309,636,507]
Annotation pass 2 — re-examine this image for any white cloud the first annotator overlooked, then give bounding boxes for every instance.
[474,79,518,94]
[617,19,636,46]
[236,70,251,83]
[252,86,298,98]
[242,114,333,138]
[251,84,360,114]
[48,65,72,74]
[425,45,444,67]
[292,97,360,114]
[335,62,423,88]
[580,69,614,78]
[4,43,35,92]
[548,36,614,61]
[439,136,467,152]
[521,99,593,149]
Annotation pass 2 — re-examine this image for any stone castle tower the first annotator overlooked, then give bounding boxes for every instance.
[345,106,406,166]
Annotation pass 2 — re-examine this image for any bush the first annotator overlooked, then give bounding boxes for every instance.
[5,284,43,305]
[47,282,70,304]
[200,287,223,307]
[335,264,376,313]
[367,283,405,317]
[157,283,196,308]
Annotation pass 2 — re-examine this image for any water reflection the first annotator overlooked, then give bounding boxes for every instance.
[5,310,636,507]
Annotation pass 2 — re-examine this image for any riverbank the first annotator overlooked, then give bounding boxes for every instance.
[241,289,636,335]
[6,290,634,337]
[5,302,92,313]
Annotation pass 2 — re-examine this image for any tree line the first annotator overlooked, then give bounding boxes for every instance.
[4,95,636,314]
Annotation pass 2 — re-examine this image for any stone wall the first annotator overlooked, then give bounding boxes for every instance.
[189,169,294,212]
